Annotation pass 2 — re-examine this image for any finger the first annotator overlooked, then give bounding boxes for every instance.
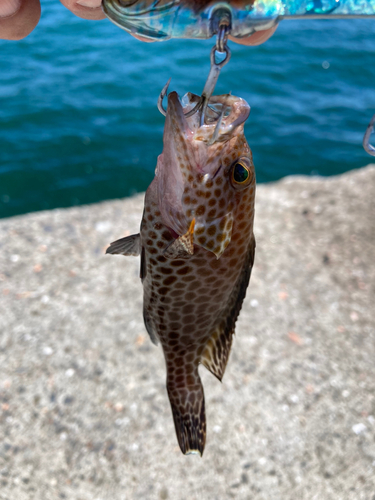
[0,0,40,40]
[59,0,105,20]
[228,25,278,46]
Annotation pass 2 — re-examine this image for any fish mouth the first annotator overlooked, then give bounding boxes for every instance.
[167,91,250,144]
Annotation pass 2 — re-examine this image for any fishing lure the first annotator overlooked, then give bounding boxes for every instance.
[103,0,375,42]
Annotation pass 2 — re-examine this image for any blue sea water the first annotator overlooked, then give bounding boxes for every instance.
[1,1,375,219]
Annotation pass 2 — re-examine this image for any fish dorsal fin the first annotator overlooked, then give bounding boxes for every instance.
[106,233,141,256]
[201,235,256,381]
[164,219,195,259]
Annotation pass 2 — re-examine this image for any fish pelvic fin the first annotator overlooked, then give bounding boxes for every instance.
[106,233,141,256]
[163,219,195,259]
[167,363,206,456]
[201,234,256,381]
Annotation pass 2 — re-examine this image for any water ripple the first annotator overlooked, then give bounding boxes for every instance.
[0,1,375,217]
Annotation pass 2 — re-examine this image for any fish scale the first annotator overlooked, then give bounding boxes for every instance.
[107,90,256,455]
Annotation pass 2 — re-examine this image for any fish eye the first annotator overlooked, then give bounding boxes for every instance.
[231,159,252,188]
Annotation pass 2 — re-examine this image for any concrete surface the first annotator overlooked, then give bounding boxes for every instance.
[0,166,374,500]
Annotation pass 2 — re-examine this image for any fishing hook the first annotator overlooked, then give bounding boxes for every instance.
[216,21,229,54]
[157,14,231,123]
[157,78,203,118]
[363,113,375,156]
[207,91,231,146]
[199,41,231,126]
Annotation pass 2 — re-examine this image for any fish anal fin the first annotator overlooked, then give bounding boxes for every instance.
[164,219,195,259]
[201,234,256,381]
[106,233,141,256]
[201,324,232,382]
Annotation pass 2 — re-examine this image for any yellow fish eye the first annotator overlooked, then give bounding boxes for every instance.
[231,161,252,187]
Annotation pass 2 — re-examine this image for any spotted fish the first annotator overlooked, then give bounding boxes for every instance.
[107,91,256,456]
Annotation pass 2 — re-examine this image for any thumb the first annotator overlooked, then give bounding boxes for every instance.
[0,0,40,40]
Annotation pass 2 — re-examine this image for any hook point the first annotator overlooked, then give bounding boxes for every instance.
[157,78,172,116]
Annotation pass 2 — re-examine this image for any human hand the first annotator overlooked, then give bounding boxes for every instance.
[0,0,105,40]
[0,0,277,44]
[228,25,278,46]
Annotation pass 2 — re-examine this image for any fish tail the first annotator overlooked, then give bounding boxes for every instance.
[167,366,206,456]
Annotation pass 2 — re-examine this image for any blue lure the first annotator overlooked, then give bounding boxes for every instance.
[103,0,375,41]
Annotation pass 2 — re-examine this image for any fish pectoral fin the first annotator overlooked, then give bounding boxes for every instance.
[201,235,256,381]
[106,233,141,256]
[163,219,195,259]
[195,213,233,259]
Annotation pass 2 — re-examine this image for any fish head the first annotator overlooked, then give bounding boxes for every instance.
[157,90,254,258]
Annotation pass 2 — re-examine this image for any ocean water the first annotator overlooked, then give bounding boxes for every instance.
[1,1,375,219]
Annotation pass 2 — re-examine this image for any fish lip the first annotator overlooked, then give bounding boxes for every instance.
[166,91,191,135]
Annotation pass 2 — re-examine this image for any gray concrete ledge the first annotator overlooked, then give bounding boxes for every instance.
[0,166,374,500]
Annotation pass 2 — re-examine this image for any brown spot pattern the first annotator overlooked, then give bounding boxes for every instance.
[114,122,256,456]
